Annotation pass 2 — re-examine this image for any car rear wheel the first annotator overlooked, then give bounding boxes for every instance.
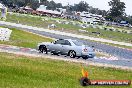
[69,50,76,58]
[39,45,48,54]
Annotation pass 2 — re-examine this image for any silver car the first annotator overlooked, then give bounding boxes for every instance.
[37,39,95,59]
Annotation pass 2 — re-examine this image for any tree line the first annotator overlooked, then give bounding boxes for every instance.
[0,0,132,24]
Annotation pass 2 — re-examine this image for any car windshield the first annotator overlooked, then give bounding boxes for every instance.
[72,40,84,46]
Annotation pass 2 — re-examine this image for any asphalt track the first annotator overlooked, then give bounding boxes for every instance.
[0,22,132,67]
[0,44,132,70]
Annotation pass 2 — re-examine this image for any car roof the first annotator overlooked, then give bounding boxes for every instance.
[58,39,75,41]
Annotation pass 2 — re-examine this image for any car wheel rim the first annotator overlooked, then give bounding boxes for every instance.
[70,51,75,58]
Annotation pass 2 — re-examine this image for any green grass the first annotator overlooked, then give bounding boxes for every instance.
[91,28,131,43]
[0,52,131,88]
[0,28,53,48]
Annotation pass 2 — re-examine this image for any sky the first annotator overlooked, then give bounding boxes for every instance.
[50,0,132,15]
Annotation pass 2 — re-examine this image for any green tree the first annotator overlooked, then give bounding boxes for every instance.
[56,3,63,8]
[46,0,56,10]
[108,0,126,21]
[75,1,89,12]
[40,0,47,5]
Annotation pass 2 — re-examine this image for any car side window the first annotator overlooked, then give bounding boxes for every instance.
[54,40,65,45]
[64,40,71,46]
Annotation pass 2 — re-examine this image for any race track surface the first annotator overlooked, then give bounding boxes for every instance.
[0,22,131,68]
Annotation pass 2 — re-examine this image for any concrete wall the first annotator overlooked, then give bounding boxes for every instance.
[0,28,12,41]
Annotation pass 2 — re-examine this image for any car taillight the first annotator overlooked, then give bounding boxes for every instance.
[83,48,88,52]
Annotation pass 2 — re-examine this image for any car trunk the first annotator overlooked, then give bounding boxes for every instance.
[82,45,94,52]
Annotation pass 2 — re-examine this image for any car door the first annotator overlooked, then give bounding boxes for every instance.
[46,42,55,51]
[61,40,72,54]
[53,39,65,53]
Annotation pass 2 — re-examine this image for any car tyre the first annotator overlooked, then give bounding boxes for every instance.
[69,50,76,58]
[39,45,48,54]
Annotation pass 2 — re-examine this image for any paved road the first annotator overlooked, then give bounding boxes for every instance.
[22,29,132,60]
[0,44,132,68]
[0,22,132,65]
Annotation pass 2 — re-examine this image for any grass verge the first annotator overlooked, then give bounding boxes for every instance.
[0,52,131,88]
[0,27,53,48]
